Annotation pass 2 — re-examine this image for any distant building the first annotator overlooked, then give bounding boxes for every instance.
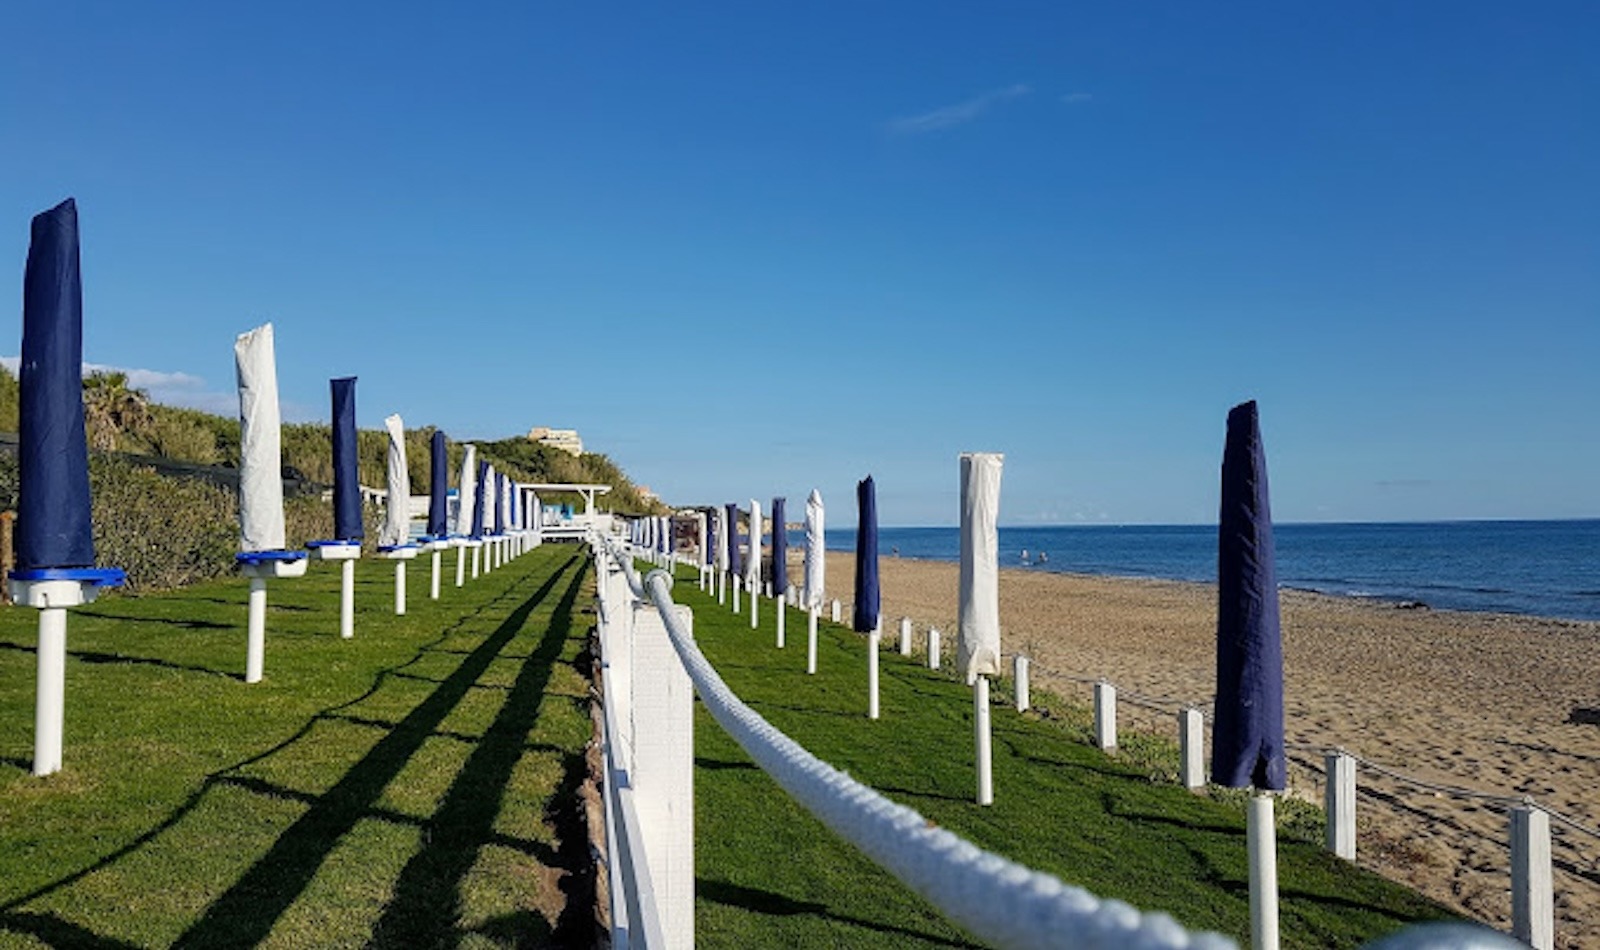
[637,485,659,503]
[527,426,583,456]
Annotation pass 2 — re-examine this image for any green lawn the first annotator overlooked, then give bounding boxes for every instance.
[670,565,1456,949]
[0,544,594,948]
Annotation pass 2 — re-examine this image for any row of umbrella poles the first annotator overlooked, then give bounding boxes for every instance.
[629,405,1289,949]
[8,199,547,778]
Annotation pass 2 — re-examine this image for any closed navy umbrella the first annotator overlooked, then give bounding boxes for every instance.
[472,460,489,538]
[427,431,449,537]
[770,497,788,596]
[17,199,95,570]
[853,476,879,633]
[330,378,362,542]
[725,503,742,577]
[1211,399,1286,950]
[1212,400,1285,790]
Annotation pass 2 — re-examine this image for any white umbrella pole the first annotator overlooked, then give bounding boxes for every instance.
[394,561,406,615]
[430,550,441,599]
[732,576,741,613]
[976,675,994,805]
[246,577,267,684]
[340,559,355,639]
[807,608,818,674]
[868,629,880,720]
[750,586,759,629]
[455,546,466,587]
[471,546,481,579]
[33,607,67,776]
[776,601,785,648]
[718,570,725,604]
[1248,791,1281,950]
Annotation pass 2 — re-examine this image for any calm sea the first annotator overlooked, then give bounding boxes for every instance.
[820,521,1600,622]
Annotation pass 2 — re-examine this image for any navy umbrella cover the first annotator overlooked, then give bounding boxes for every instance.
[705,511,717,565]
[329,378,362,541]
[17,198,95,569]
[472,460,489,537]
[1210,400,1286,791]
[428,431,449,536]
[853,476,880,633]
[770,497,788,595]
[725,503,742,577]
[494,472,506,535]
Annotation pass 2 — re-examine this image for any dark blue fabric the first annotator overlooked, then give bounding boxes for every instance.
[472,460,489,537]
[1210,400,1286,791]
[428,431,448,536]
[494,472,505,534]
[853,477,880,632]
[705,511,717,565]
[17,199,95,569]
[329,377,362,541]
[770,497,788,594]
[725,503,742,577]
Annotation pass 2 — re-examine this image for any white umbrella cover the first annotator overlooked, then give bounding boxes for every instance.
[958,452,1004,682]
[380,413,410,547]
[715,505,729,572]
[235,323,286,552]
[746,499,762,588]
[455,445,478,536]
[804,488,825,608]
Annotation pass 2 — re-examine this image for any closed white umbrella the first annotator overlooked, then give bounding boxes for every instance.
[237,324,286,553]
[455,445,478,537]
[958,451,1004,805]
[379,414,411,548]
[804,489,825,608]
[747,498,762,628]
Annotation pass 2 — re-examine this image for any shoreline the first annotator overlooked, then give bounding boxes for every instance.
[810,551,1600,944]
[819,547,1600,625]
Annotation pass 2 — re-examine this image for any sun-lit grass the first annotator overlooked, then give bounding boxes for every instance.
[669,564,1456,949]
[0,543,595,948]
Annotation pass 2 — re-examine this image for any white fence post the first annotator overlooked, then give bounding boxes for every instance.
[927,628,941,670]
[630,597,695,949]
[1326,751,1357,860]
[1093,681,1117,751]
[1179,708,1204,790]
[899,616,912,655]
[1013,655,1030,712]
[1511,805,1554,950]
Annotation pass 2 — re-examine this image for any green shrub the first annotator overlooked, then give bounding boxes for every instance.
[88,456,238,592]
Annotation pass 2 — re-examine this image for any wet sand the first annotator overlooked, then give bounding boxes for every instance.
[811,552,1600,946]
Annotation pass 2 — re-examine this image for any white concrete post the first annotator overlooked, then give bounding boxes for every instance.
[394,561,406,615]
[868,630,880,719]
[830,598,841,623]
[629,598,695,949]
[340,559,356,640]
[246,577,267,685]
[33,607,67,777]
[1512,805,1554,950]
[1326,751,1357,860]
[1093,681,1117,751]
[899,616,912,655]
[927,628,941,670]
[1248,792,1281,950]
[1014,655,1030,712]
[976,676,993,806]
[807,608,818,674]
[775,600,785,648]
[430,549,441,600]
[1180,708,1205,790]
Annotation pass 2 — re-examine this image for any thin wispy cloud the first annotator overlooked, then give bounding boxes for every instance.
[1061,92,1093,104]
[888,83,1031,134]
[1,356,239,416]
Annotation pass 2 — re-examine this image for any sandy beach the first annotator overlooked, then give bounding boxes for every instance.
[813,551,1600,946]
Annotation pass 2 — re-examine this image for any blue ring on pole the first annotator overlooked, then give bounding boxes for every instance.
[8,566,126,587]
[378,544,419,553]
[236,550,308,565]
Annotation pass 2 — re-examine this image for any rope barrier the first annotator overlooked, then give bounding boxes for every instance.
[605,538,1235,949]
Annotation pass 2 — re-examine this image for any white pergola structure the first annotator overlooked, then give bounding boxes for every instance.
[523,483,614,539]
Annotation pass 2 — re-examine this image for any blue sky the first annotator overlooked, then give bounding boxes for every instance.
[3,2,1595,525]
